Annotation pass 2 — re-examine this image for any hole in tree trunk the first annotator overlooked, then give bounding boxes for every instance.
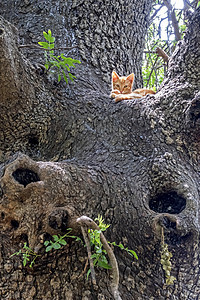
[11,219,19,229]
[149,191,186,214]
[28,135,39,148]
[12,168,40,187]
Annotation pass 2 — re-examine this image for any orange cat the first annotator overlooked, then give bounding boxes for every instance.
[110,71,156,102]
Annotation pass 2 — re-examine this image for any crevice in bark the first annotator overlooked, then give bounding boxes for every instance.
[48,209,69,232]
[187,93,200,129]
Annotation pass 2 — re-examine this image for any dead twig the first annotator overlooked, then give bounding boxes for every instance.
[78,258,89,278]
[80,225,97,286]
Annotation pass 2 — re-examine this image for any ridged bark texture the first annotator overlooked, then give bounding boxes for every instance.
[0,1,200,299]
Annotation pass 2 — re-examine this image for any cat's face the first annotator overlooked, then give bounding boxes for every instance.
[112,71,134,94]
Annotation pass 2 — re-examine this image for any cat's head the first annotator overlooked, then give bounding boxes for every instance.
[112,71,134,94]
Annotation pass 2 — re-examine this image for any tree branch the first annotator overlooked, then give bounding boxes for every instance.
[150,3,165,24]
[156,47,169,63]
[163,0,182,41]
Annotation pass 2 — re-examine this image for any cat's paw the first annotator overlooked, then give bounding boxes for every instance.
[110,90,121,98]
[115,95,124,102]
[110,93,116,99]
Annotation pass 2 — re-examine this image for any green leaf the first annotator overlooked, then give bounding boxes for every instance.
[23,256,30,266]
[61,56,78,67]
[111,242,116,246]
[75,237,83,244]
[86,269,91,280]
[118,243,124,249]
[29,261,34,268]
[53,243,61,250]
[59,239,67,246]
[62,64,70,71]
[96,248,102,254]
[10,250,22,257]
[46,245,53,252]
[44,63,50,70]
[49,60,61,68]
[44,241,49,246]
[38,42,50,49]
[52,235,59,242]
[73,59,81,64]
[49,43,55,49]
[62,71,68,84]
[127,250,138,260]
[68,73,76,82]
[43,31,55,43]
[97,260,112,269]
[43,31,50,41]
[58,74,61,82]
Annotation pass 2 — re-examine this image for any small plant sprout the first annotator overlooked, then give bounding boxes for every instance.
[10,242,41,268]
[44,228,82,252]
[86,215,138,278]
[38,29,81,84]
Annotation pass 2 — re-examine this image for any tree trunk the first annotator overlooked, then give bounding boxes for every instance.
[0,1,200,299]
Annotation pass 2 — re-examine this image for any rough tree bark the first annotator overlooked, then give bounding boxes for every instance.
[0,1,200,299]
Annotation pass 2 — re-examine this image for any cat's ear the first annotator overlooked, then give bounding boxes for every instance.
[126,73,135,84]
[112,71,119,81]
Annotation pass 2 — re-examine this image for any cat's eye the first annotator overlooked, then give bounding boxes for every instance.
[115,84,120,89]
[124,85,128,88]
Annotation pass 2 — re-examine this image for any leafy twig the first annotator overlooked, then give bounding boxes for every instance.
[76,216,122,300]
[37,29,81,84]
[10,242,41,268]
[44,228,82,252]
